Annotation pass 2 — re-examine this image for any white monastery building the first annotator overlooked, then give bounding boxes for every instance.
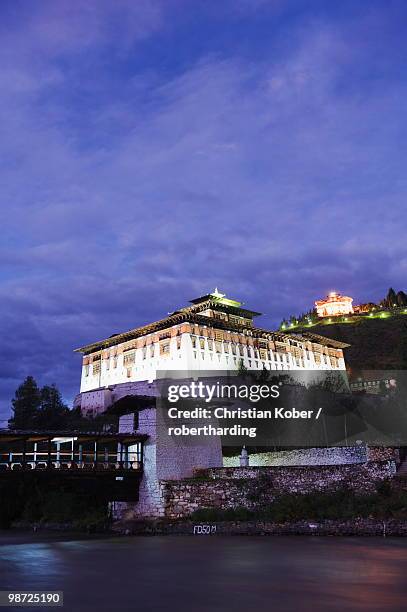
[73,291,350,518]
[75,290,348,415]
[315,291,354,318]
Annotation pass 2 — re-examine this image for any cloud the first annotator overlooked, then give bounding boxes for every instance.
[1,4,407,419]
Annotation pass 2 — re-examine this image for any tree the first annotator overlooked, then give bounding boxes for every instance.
[36,384,69,429]
[9,376,41,429]
[397,291,407,307]
[384,287,397,308]
[9,378,71,430]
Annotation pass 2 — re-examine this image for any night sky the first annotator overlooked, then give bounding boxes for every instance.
[1,0,407,421]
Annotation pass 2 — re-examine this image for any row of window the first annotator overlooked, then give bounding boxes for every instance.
[84,337,338,377]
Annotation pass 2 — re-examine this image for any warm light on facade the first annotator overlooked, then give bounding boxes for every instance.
[315,292,354,318]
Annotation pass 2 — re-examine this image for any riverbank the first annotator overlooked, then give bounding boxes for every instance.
[4,517,407,538]
[111,517,407,536]
[0,528,110,545]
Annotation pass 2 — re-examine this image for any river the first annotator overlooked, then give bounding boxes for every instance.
[0,532,407,611]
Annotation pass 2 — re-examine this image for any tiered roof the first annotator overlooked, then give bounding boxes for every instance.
[75,290,349,354]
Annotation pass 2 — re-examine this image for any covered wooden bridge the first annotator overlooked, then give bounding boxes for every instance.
[0,430,147,475]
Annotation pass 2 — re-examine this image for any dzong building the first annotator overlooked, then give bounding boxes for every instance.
[72,291,367,520]
[75,289,347,417]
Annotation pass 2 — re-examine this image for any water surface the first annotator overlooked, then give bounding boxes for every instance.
[1,532,406,611]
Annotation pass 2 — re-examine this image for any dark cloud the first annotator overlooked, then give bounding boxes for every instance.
[1,1,407,419]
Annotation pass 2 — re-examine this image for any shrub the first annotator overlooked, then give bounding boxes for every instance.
[190,487,407,522]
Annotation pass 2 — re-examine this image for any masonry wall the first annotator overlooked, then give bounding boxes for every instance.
[162,461,397,519]
[112,406,223,520]
[74,380,158,416]
[223,446,369,467]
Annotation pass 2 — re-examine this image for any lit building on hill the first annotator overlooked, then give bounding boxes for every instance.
[75,289,348,416]
[315,291,354,318]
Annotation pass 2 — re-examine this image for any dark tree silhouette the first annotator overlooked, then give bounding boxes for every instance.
[36,384,69,429]
[8,376,41,429]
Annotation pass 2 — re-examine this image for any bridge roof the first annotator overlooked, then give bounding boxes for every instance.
[0,430,147,443]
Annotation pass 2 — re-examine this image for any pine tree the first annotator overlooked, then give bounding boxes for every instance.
[36,384,68,429]
[386,287,397,307]
[8,376,41,429]
[397,291,407,307]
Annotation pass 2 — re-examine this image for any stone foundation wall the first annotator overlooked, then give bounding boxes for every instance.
[367,447,399,462]
[162,460,397,518]
[223,446,400,468]
[223,446,368,467]
[75,380,158,416]
[112,408,166,520]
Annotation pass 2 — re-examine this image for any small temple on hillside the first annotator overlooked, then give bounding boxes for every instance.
[315,291,354,318]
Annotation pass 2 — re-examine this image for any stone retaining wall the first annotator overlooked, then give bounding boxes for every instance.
[162,460,397,518]
[222,446,399,467]
[223,446,368,467]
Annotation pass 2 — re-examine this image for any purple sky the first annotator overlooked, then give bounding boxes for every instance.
[1,0,407,421]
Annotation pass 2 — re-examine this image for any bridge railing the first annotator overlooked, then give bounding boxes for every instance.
[0,432,145,474]
[0,458,142,472]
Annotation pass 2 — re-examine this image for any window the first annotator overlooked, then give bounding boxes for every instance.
[93,362,101,375]
[191,336,197,349]
[215,341,222,353]
[84,365,89,377]
[207,339,213,351]
[199,338,205,350]
[215,330,223,342]
[113,356,118,368]
[160,342,170,355]
[259,348,268,360]
[123,351,135,366]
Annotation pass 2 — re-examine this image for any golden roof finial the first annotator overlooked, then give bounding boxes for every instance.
[212,287,225,299]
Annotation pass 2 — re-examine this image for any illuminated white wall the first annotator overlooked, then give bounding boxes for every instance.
[79,327,345,393]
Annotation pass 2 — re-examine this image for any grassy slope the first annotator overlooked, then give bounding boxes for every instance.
[296,315,407,370]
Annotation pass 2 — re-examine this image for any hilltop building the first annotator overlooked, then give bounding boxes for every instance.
[75,290,348,416]
[315,291,354,318]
